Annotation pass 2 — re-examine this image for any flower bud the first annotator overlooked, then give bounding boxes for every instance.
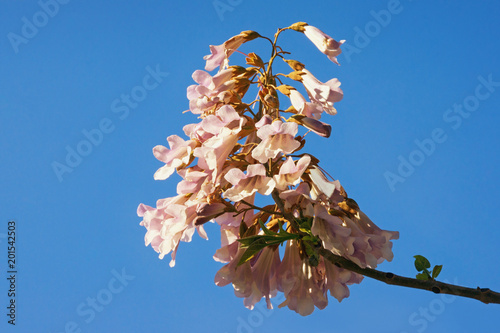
[288,22,308,32]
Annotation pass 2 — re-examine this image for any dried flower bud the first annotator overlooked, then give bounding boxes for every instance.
[284,59,305,71]
[289,22,308,32]
[245,52,265,68]
[287,71,305,81]
[264,94,279,109]
[240,30,260,40]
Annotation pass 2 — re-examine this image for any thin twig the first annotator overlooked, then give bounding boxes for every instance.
[239,200,282,216]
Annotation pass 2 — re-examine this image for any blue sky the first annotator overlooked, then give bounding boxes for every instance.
[1,1,500,332]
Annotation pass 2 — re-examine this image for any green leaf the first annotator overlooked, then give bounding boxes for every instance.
[432,265,443,279]
[237,236,262,247]
[416,272,430,280]
[258,219,275,236]
[237,238,268,265]
[414,255,431,271]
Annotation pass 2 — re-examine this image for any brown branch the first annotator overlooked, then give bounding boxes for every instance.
[239,199,282,216]
[318,247,500,305]
[269,186,500,304]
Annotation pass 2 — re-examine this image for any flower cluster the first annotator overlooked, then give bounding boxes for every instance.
[138,22,399,316]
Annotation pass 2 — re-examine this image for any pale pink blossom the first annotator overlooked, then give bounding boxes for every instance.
[277,240,328,316]
[204,31,259,71]
[308,166,341,199]
[322,258,363,302]
[176,167,211,197]
[303,25,345,65]
[194,127,239,183]
[214,209,279,310]
[279,182,315,218]
[153,135,197,180]
[311,202,399,269]
[214,229,281,309]
[251,119,301,163]
[214,247,255,304]
[250,246,281,309]
[213,222,240,263]
[185,104,245,142]
[289,89,323,119]
[215,252,269,310]
[137,196,208,267]
[341,211,399,268]
[213,203,256,263]
[274,155,311,190]
[187,69,237,114]
[301,69,343,115]
[311,204,351,257]
[223,164,275,202]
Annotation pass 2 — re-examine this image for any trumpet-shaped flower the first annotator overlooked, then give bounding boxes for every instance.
[194,126,240,183]
[303,25,345,65]
[289,88,324,119]
[187,69,238,114]
[301,69,343,116]
[204,30,260,71]
[274,155,311,190]
[153,135,197,180]
[251,117,301,163]
[137,195,208,267]
[223,164,275,202]
[277,240,328,316]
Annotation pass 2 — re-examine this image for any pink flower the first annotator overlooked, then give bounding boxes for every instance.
[214,247,254,303]
[184,104,244,142]
[274,155,311,190]
[277,240,328,316]
[213,205,256,263]
[311,203,399,269]
[193,126,240,183]
[186,69,237,114]
[249,246,281,309]
[223,164,276,202]
[279,182,315,218]
[176,167,211,198]
[311,204,351,257]
[323,259,363,302]
[251,117,301,163]
[303,25,345,65]
[213,221,240,263]
[137,196,208,267]
[153,135,197,180]
[289,89,323,119]
[308,166,341,199]
[341,211,399,268]
[204,30,260,71]
[214,227,281,309]
[301,69,343,116]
